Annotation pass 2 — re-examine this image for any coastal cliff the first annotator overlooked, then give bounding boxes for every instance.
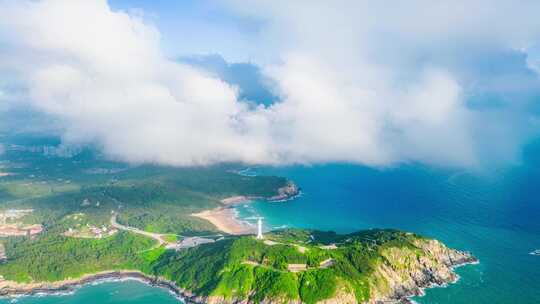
[363,238,476,303]
[268,182,300,201]
[219,181,300,205]
[0,229,476,304]
[150,229,477,304]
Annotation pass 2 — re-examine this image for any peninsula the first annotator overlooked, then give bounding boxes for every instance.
[0,228,476,304]
[0,142,477,303]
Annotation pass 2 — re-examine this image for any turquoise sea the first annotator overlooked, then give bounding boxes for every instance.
[238,163,540,303]
[0,280,182,304]
[3,142,540,303]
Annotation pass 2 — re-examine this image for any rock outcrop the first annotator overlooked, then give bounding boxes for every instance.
[0,231,476,304]
[268,182,300,201]
[365,238,477,303]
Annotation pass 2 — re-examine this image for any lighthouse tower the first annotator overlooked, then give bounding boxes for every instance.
[256,217,264,239]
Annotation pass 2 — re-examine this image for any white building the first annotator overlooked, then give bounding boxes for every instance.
[256,217,264,239]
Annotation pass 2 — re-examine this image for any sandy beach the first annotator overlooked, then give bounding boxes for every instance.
[192,207,254,235]
[192,187,299,236]
[220,196,250,205]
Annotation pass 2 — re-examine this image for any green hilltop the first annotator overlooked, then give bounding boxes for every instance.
[0,227,476,303]
[152,229,475,303]
[0,137,476,303]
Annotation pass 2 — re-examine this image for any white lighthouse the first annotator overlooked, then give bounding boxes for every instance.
[256,217,264,239]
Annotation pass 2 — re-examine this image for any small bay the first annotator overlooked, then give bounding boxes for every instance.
[6,141,540,304]
[236,158,540,303]
[0,280,183,304]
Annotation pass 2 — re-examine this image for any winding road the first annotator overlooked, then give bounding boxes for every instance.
[110,213,166,246]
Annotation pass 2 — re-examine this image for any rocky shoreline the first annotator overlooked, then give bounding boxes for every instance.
[0,248,478,304]
[220,181,301,206]
[0,271,202,303]
[397,259,479,304]
[267,181,301,202]
[0,178,477,304]
[377,242,479,304]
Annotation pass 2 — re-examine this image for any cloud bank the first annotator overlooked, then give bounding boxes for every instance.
[1,0,540,168]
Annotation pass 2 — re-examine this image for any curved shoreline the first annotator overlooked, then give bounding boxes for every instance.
[0,178,478,304]
[0,270,200,303]
[0,258,478,304]
[191,183,301,236]
[0,183,303,300]
[403,258,479,304]
[192,207,254,235]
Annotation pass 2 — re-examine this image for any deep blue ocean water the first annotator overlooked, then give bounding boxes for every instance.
[236,163,540,303]
[3,144,540,303]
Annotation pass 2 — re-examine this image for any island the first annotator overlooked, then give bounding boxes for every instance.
[0,137,477,303]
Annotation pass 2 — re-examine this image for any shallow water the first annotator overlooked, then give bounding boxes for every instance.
[0,279,184,304]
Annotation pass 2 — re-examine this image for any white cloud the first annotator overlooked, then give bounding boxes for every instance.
[0,0,539,168]
[223,0,540,166]
[0,0,268,166]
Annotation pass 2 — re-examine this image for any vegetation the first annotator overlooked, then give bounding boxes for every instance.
[0,135,292,236]
[0,135,300,283]
[148,229,442,303]
[299,269,337,303]
[0,136,471,303]
[0,232,155,282]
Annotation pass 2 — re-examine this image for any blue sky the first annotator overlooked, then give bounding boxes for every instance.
[109,0,261,62]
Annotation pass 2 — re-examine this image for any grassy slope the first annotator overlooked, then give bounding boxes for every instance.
[0,223,459,304]
[0,147,290,235]
[0,140,466,303]
[150,229,434,304]
[0,140,295,285]
[0,232,155,282]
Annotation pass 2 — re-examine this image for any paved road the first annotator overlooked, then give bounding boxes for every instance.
[111,213,165,246]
